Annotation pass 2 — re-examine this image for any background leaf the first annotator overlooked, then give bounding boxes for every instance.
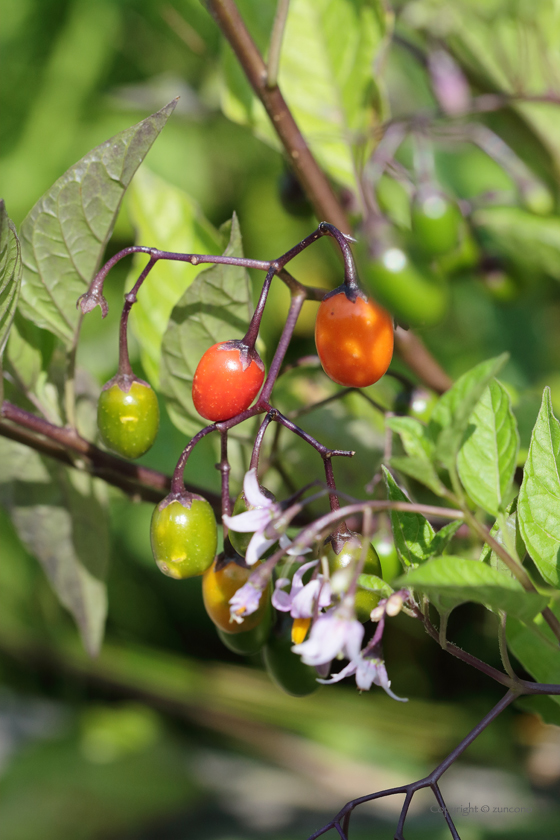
[473,207,560,281]
[160,214,254,436]
[221,0,388,193]
[399,555,549,622]
[428,354,508,470]
[18,100,177,347]
[125,168,223,386]
[507,603,560,715]
[0,437,109,655]
[457,379,519,516]
[479,497,526,576]
[0,201,22,360]
[387,415,447,495]
[518,387,560,587]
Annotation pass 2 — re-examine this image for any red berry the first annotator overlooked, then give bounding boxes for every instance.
[192,341,265,422]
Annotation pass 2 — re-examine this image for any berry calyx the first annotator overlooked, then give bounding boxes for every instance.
[324,532,382,578]
[192,340,265,422]
[97,374,159,459]
[314,288,394,388]
[150,492,217,579]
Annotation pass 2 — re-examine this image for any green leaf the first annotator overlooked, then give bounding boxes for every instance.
[0,437,109,655]
[398,556,549,622]
[160,214,254,436]
[386,415,434,460]
[507,603,560,711]
[473,207,560,281]
[386,415,447,495]
[125,168,222,386]
[383,467,461,567]
[221,0,389,192]
[457,379,519,516]
[383,467,436,566]
[430,520,463,556]
[479,497,526,577]
[518,387,560,587]
[18,100,177,346]
[5,314,54,397]
[358,574,393,600]
[0,201,22,359]
[389,456,447,497]
[428,354,509,470]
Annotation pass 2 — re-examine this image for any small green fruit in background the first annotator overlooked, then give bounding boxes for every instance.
[359,241,449,327]
[411,189,461,257]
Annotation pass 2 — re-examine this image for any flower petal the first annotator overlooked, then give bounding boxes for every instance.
[316,660,357,685]
[228,582,262,622]
[272,578,292,611]
[243,468,272,508]
[246,531,276,566]
[223,508,270,533]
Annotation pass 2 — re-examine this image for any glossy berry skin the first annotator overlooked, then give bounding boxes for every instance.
[324,533,382,578]
[202,559,270,633]
[371,534,402,583]
[228,485,276,558]
[151,495,217,580]
[354,588,382,623]
[325,533,383,623]
[192,341,265,422]
[264,619,319,697]
[411,190,461,257]
[315,291,394,388]
[216,600,272,655]
[97,377,159,459]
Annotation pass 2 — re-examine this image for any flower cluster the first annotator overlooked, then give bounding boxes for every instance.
[222,470,408,701]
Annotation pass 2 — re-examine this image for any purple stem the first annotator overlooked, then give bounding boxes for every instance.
[118,256,157,377]
[250,410,277,471]
[243,265,277,350]
[258,292,306,404]
[218,430,231,522]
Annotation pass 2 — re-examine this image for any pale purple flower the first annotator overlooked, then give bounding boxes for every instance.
[292,611,364,667]
[272,560,331,618]
[317,652,407,702]
[223,469,280,565]
[228,581,263,624]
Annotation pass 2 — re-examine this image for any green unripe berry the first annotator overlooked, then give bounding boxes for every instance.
[324,533,382,578]
[354,588,382,623]
[264,619,319,697]
[324,533,383,623]
[411,190,461,257]
[97,376,159,460]
[151,494,217,580]
[359,243,449,327]
[217,600,272,655]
